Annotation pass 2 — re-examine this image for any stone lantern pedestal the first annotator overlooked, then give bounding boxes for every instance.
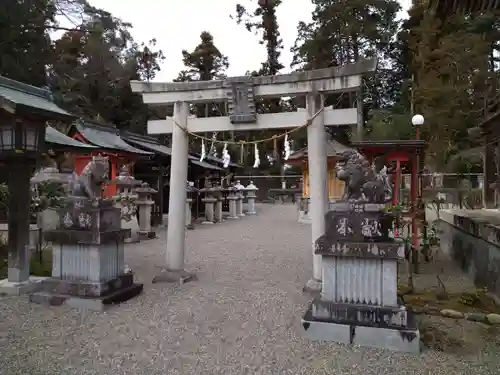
[30,197,143,311]
[226,187,239,219]
[234,180,245,217]
[113,166,141,243]
[298,197,311,223]
[245,181,258,215]
[136,182,157,240]
[200,187,216,224]
[186,182,198,230]
[212,185,224,223]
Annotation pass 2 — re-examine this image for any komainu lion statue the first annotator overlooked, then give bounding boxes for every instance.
[335,150,392,203]
[69,155,109,200]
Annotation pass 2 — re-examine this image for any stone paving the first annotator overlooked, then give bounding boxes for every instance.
[0,204,498,374]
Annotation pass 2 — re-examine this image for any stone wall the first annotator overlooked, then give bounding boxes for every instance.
[438,209,500,302]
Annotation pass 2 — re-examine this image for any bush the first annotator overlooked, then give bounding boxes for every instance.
[30,249,53,277]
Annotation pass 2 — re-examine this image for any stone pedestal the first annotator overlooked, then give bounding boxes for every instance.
[227,189,239,219]
[211,186,223,223]
[245,182,258,215]
[298,197,311,224]
[302,202,420,354]
[202,197,216,224]
[185,198,194,229]
[234,181,246,217]
[186,182,198,229]
[214,197,223,222]
[136,183,157,240]
[30,198,143,311]
[236,193,245,217]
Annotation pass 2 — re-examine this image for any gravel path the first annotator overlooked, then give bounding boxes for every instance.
[0,204,498,375]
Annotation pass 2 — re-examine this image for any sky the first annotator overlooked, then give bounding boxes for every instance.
[86,0,413,82]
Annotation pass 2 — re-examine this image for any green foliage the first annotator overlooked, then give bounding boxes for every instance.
[408,6,500,169]
[0,0,166,134]
[30,250,53,277]
[234,0,288,168]
[0,181,67,218]
[365,107,414,141]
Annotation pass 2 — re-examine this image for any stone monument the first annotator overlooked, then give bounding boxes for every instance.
[301,151,420,354]
[30,156,143,311]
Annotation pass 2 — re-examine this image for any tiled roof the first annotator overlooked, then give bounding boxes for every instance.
[73,120,152,155]
[0,76,74,119]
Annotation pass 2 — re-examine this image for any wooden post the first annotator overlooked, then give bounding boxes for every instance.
[7,162,32,283]
[483,141,496,208]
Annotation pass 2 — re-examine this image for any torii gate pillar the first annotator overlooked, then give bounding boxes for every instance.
[304,93,328,293]
[131,59,377,288]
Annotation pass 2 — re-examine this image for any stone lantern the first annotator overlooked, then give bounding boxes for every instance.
[30,166,68,243]
[186,181,198,229]
[226,185,239,219]
[113,165,142,243]
[211,183,224,223]
[245,181,258,215]
[200,187,217,224]
[234,180,246,217]
[135,182,157,239]
[0,76,75,296]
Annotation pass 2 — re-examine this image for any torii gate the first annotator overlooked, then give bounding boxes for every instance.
[130,59,377,289]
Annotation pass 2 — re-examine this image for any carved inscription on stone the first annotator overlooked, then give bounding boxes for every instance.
[226,77,257,124]
[361,218,382,238]
[336,217,353,236]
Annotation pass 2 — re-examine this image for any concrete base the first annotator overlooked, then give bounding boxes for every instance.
[29,272,144,311]
[139,231,156,240]
[303,278,322,295]
[186,224,195,230]
[0,276,47,296]
[202,220,215,225]
[30,283,143,312]
[298,210,312,224]
[301,303,420,354]
[152,268,197,285]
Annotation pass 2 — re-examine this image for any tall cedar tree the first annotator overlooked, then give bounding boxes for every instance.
[174,31,229,152]
[408,3,499,168]
[235,0,287,169]
[48,9,164,132]
[291,0,401,145]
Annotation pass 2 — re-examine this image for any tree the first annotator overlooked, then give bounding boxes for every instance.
[175,31,229,83]
[48,8,165,132]
[174,32,229,153]
[291,0,402,140]
[0,0,55,86]
[408,4,499,168]
[235,0,288,169]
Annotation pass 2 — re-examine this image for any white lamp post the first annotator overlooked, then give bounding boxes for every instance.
[411,114,424,140]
